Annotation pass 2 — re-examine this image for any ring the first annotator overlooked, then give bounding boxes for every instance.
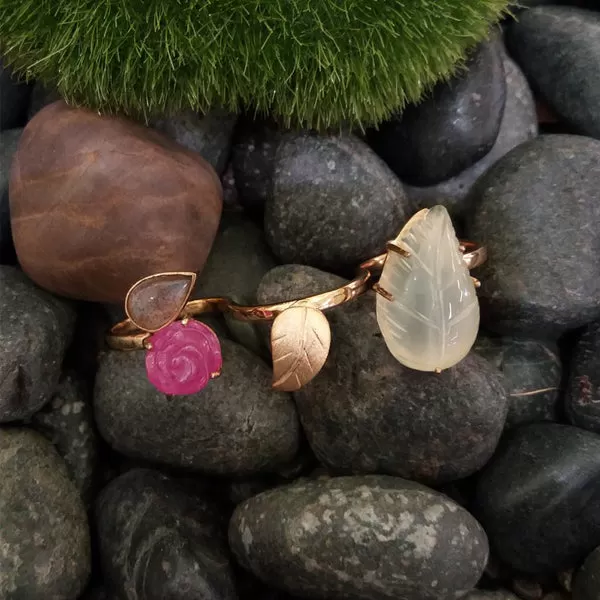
[106,205,487,395]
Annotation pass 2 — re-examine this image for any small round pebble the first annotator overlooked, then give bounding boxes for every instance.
[405,53,537,221]
[31,371,98,505]
[573,545,600,600]
[0,428,90,599]
[466,135,600,335]
[565,321,600,434]
[229,475,489,600]
[367,40,506,186]
[506,6,600,139]
[96,468,237,600]
[258,265,507,485]
[475,423,600,575]
[474,335,561,428]
[94,339,300,475]
[152,109,238,175]
[0,266,75,422]
[264,131,411,274]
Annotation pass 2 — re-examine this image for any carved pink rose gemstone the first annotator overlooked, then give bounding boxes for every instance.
[145,320,222,395]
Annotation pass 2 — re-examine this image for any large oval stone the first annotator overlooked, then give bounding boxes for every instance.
[94,339,300,475]
[258,265,507,485]
[466,135,600,335]
[97,468,237,600]
[475,423,600,575]
[377,205,479,372]
[229,475,488,600]
[0,428,91,599]
[9,101,222,303]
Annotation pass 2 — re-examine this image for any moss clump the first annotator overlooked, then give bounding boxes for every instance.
[0,0,509,129]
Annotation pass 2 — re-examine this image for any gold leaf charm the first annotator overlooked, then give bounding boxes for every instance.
[271,307,331,392]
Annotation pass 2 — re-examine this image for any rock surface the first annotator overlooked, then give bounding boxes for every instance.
[463,592,520,600]
[466,135,600,335]
[94,339,300,475]
[573,545,600,600]
[258,265,507,485]
[405,54,537,221]
[0,128,22,263]
[97,468,237,600]
[367,40,506,186]
[474,335,562,427]
[506,6,600,139]
[153,109,237,175]
[264,132,411,274]
[10,101,223,303]
[0,59,32,130]
[230,475,488,600]
[0,428,90,599]
[566,321,600,434]
[475,423,600,575]
[31,372,98,504]
[0,266,75,422]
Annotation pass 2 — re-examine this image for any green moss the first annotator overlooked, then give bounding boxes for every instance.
[0,0,510,129]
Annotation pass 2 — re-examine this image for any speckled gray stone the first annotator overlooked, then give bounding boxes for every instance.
[152,109,237,175]
[229,475,489,600]
[0,128,22,263]
[0,266,75,422]
[474,335,562,428]
[367,40,506,186]
[506,7,600,139]
[94,339,300,476]
[565,321,600,434]
[231,116,280,215]
[264,132,411,274]
[573,545,600,600]
[195,214,276,357]
[0,428,90,599]
[97,468,237,600]
[31,372,98,505]
[257,265,507,485]
[405,55,537,222]
[463,592,520,600]
[0,59,32,131]
[466,135,600,336]
[475,423,600,575]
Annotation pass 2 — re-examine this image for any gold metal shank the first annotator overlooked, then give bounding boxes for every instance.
[106,242,486,351]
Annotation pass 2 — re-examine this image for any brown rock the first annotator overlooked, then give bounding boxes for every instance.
[9,101,222,303]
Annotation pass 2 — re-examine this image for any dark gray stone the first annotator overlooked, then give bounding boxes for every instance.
[257,265,507,485]
[573,545,600,600]
[0,128,22,263]
[466,135,600,336]
[195,213,276,357]
[264,132,411,274]
[367,40,506,186]
[405,55,537,222]
[565,321,600,434]
[474,335,562,428]
[30,372,98,505]
[463,592,520,600]
[78,586,116,600]
[27,82,62,120]
[231,117,279,215]
[94,339,300,476]
[506,7,600,139]
[153,109,237,175]
[0,266,75,422]
[475,423,600,575]
[229,475,489,600]
[0,428,90,599]
[0,59,32,131]
[97,468,237,600]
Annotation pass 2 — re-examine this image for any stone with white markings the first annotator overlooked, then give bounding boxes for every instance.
[229,475,488,600]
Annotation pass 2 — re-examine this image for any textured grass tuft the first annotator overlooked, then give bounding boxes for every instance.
[0,0,510,128]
